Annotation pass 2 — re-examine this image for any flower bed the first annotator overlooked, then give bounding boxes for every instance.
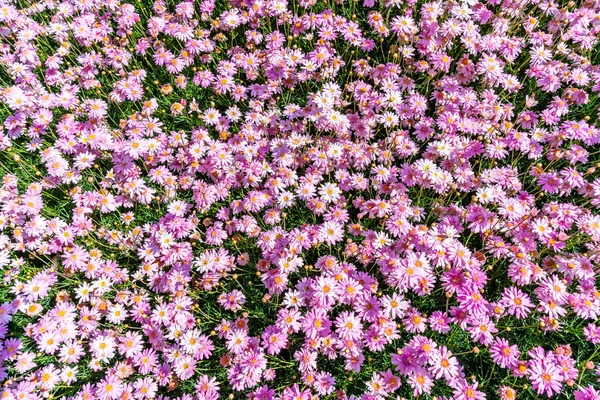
[1,0,600,399]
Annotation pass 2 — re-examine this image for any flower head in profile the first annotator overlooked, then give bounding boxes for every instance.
[218,290,246,312]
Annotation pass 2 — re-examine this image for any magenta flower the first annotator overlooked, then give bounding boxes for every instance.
[489,338,520,369]
[500,287,534,319]
[529,359,564,397]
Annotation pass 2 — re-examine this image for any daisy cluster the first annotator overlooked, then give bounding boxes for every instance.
[1,0,600,398]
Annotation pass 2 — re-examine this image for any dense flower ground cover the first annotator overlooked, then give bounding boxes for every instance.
[1,0,600,398]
